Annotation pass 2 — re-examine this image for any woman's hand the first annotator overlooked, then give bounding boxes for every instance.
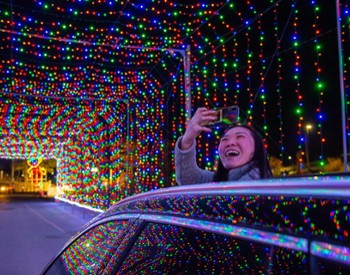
[180,107,218,150]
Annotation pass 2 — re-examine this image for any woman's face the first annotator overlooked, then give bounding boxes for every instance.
[218,126,255,170]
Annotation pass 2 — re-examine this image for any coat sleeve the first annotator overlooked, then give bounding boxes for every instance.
[174,136,214,185]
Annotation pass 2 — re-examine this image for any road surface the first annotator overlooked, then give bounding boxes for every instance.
[0,194,99,275]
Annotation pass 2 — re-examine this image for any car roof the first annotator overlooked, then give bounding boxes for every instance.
[82,176,349,246]
[116,175,350,206]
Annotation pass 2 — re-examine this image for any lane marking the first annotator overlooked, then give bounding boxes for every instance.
[25,203,67,235]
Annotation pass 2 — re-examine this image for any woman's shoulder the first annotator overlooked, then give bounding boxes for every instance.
[228,162,260,181]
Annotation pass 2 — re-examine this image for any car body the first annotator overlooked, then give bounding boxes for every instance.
[42,176,350,274]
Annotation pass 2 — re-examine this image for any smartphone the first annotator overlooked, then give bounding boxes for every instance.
[208,105,239,127]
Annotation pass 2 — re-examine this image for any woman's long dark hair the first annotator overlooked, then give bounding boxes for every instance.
[213,124,272,182]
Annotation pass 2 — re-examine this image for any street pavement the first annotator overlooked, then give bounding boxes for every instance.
[0,194,100,275]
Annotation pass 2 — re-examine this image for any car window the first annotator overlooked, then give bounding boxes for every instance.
[310,249,350,274]
[43,219,138,275]
[311,257,350,274]
[117,222,308,274]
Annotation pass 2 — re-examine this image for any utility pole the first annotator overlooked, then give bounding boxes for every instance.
[336,0,348,171]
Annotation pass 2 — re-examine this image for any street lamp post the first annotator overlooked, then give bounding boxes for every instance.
[336,0,348,172]
[305,124,313,172]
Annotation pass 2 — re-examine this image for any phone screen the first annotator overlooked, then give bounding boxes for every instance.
[209,106,239,127]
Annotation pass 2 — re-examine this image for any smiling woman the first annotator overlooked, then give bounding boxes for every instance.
[175,108,272,185]
[218,127,256,170]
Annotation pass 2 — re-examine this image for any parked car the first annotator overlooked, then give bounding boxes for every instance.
[0,183,14,194]
[41,176,350,274]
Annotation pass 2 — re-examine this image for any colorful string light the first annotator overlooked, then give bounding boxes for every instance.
[0,1,349,209]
